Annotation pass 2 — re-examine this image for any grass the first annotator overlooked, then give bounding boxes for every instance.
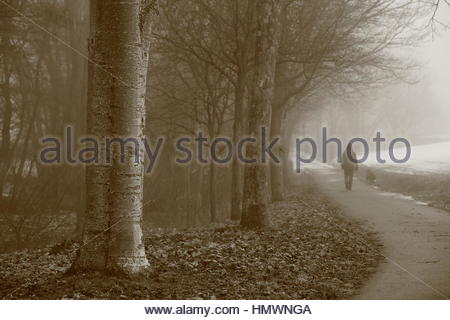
[360,167,450,214]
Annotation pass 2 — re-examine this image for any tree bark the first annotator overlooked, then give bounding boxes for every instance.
[269,10,289,202]
[0,38,12,198]
[270,105,285,201]
[230,0,255,222]
[230,71,246,221]
[241,0,282,228]
[72,0,152,274]
[209,161,217,222]
[67,0,89,240]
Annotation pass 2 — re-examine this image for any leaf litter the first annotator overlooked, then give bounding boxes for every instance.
[0,179,381,299]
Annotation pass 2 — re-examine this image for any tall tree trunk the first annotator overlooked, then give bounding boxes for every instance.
[230,0,255,221]
[185,164,192,227]
[67,0,89,240]
[241,0,282,228]
[71,0,110,272]
[230,71,245,221]
[269,10,288,202]
[209,161,217,222]
[0,38,12,198]
[72,0,152,274]
[270,105,284,201]
[196,164,204,226]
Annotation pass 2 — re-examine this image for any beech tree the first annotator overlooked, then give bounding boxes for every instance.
[240,0,282,228]
[72,0,156,274]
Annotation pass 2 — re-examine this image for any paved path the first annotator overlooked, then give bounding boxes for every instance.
[303,164,450,299]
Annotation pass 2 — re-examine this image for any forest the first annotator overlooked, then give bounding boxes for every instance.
[1,0,449,300]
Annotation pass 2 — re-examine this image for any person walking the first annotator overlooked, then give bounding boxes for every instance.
[341,143,358,191]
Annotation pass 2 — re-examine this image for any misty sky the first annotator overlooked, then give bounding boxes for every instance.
[401,4,450,137]
[330,4,450,143]
[422,26,450,116]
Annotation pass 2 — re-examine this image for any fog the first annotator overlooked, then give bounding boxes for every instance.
[293,4,450,152]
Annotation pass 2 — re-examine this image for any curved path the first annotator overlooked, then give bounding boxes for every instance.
[302,165,450,299]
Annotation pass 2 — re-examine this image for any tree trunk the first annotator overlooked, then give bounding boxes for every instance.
[241,0,282,228]
[270,105,285,201]
[67,0,89,240]
[196,164,204,226]
[230,71,246,221]
[230,0,255,222]
[0,40,12,198]
[72,0,152,274]
[269,18,289,202]
[185,164,192,227]
[209,161,217,222]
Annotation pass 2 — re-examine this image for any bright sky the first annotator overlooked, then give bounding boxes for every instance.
[418,4,450,114]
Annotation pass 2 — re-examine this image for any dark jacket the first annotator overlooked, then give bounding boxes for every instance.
[341,151,358,171]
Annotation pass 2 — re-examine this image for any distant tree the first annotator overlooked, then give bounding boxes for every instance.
[269,0,425,201]
[153,0,255,222]
[151,48,233,223]
[0,0,88,249]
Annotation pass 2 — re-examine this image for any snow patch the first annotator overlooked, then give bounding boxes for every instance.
[363,141,450,175]
[377,191,416,202]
